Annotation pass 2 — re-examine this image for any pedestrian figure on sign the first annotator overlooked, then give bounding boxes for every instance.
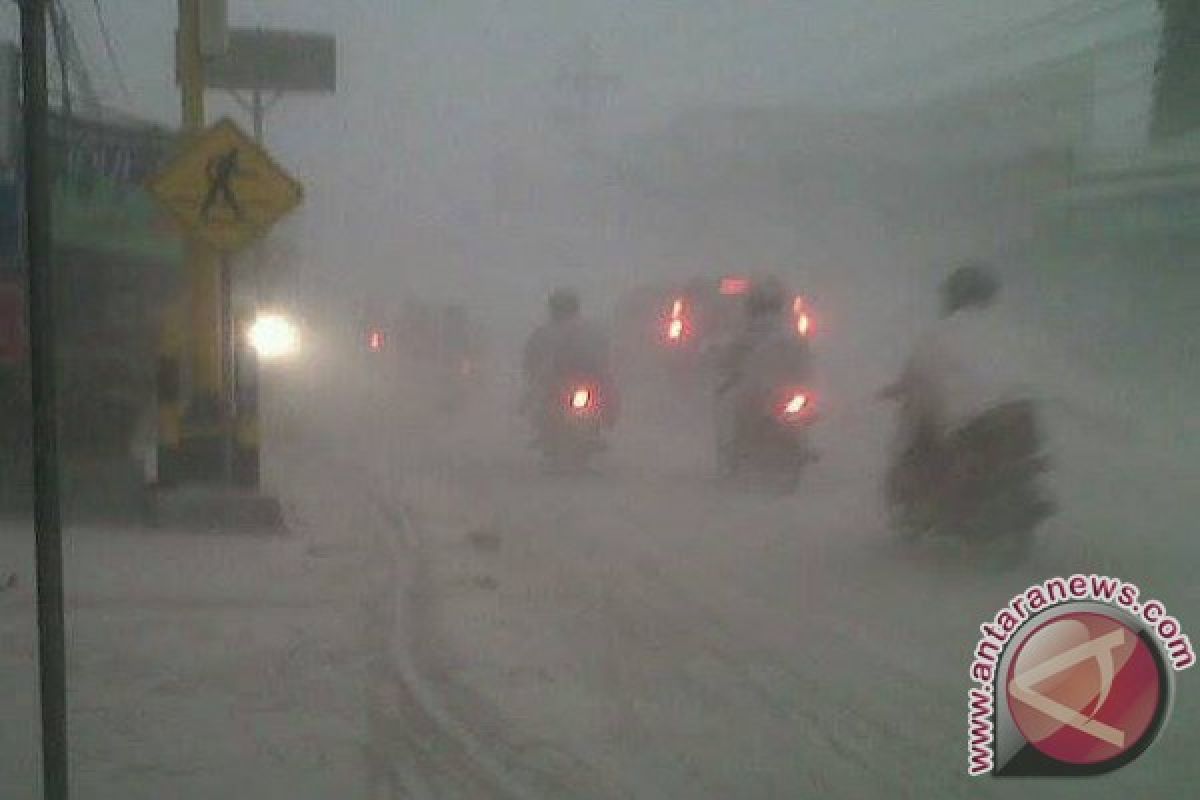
[201,147,245,222]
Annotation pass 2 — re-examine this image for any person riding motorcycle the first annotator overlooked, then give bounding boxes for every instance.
[883,262,1051,537]
[522,288,617,432]
[431,303,483,414]
[715,276,814,474]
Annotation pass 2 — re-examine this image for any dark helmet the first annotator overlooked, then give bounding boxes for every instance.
[548,287,581,320]
[745,275,786,317]
[941,261,999,315]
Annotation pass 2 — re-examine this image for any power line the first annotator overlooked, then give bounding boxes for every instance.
[46,1,73,116]
[90,0,131,102]
[49,1,98,112]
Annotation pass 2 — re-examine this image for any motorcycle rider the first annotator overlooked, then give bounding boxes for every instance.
[522,288,616,433]
[883,262,1049,535]
[436,304,479,372]
[431,303,482,415]
[715,276,814,474]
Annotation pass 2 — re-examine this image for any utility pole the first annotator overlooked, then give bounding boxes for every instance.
[19,1,69,797]
[45,2,99,119]
[177,0,225,478]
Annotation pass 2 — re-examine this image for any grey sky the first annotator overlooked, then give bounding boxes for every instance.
[0,1,1161,308]
[3,2,1155,124]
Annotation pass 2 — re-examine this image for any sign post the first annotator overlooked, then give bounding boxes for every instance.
[167,23,332,487]
[197,26,334,486]
[147,115,303,484]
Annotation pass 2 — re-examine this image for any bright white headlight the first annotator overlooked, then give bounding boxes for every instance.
[247,312,300,360]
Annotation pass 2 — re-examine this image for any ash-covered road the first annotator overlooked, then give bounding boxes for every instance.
[284,348,1198,799]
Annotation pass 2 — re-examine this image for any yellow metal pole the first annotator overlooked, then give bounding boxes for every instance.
[177,0,225,474]
[186,245,221,400]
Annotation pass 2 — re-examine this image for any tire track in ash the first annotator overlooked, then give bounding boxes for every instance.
[288,425,615,799]
[363,485,622,800]
[273,428,518,799]
[431,453,963,798]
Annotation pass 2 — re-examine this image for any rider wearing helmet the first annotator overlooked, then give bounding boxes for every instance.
[941,260,999,317]
[546,287,581,323]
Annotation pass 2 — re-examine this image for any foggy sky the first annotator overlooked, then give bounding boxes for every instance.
[0,1,1160,314]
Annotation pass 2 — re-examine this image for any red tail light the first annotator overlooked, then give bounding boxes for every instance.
[793,296,811,336]
[783,393,809,414]
[570,386,593,411]
[720,276,750,295]
[776,389,813,422]
[664,297,688,343]
[367,329,386,352]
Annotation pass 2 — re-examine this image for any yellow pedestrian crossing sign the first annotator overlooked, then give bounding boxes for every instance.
[147,118,304,252]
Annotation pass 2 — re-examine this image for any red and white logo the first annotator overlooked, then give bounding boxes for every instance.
[1006,612,1163,767]
[967,576,1190,777]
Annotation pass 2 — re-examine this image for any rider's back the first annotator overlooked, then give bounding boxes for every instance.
[911,304,1030,435]
[525,317,611,387]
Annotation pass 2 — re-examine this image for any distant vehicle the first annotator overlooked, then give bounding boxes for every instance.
[356,299,488,416]
[614,274,813,388]
[365,327,386,354]
[428,304,486,416]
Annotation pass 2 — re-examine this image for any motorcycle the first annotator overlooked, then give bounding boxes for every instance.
[432,353,482,418]
[715,324,816,488]
[717,381,817,488]
[883,396,1054,562]
[529,375,617,472]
